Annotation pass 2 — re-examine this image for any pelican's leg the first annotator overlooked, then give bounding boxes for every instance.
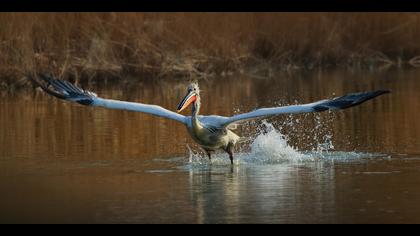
[225,144,234,165]
[204,149,212,161]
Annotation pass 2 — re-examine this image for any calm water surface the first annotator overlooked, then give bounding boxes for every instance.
[1,69,420,223]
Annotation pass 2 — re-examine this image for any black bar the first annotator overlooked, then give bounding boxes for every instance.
[0,0,419,12]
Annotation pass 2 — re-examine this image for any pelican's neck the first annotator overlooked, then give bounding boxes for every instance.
[191,95,202,130]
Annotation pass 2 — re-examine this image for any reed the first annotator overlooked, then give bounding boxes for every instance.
[1,12,420,86]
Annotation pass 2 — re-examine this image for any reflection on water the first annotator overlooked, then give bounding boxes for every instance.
[1,69,420,223]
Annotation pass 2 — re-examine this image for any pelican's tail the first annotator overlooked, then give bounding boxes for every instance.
[29,74,97,106]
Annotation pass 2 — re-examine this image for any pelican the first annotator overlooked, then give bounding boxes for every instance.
[30,74,390,164]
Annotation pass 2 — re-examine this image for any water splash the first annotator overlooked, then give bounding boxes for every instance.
[183,119,330,166]
[243,121,308,163]
[175,114,384,167]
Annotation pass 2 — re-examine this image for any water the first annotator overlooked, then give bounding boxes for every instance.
[1,69,420,223]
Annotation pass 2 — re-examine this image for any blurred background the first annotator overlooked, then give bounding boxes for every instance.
[2,13,420,87]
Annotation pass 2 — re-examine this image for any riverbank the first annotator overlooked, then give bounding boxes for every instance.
[1,13,420,89]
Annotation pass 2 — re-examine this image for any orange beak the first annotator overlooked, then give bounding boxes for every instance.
[177,91,197,113]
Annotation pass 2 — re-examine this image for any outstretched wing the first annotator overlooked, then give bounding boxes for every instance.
[216,90,390,128]
[29,74,187,124]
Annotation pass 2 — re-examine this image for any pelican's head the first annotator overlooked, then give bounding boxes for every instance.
[177,83,200,113]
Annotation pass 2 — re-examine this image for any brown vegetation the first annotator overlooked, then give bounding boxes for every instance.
[1,13,420,87]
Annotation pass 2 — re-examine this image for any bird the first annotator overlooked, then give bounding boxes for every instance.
[29,74,390,165]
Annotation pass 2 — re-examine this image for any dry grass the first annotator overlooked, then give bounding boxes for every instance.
[2,13,420,87]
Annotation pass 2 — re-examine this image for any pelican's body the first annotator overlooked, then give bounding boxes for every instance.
[30,74,390,164]
[186,122,240,151]
[175,83,240,162]
[185,117,240,158]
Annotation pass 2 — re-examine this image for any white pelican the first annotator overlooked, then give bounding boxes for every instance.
[30,74,390,164]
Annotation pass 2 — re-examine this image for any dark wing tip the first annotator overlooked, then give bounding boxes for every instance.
[373,89,391,96]
[313,89,391,111]
[28,74,68,100]
[29,74,96,106]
